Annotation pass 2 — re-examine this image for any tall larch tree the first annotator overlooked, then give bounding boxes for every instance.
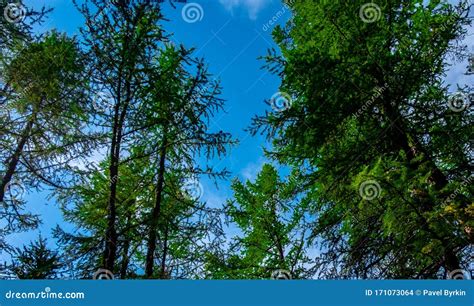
[206,164,313,279]
[252,0,472,279]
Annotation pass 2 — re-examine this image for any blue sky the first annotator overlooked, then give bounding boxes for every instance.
[3,0,472,259]
[4,0,293,255]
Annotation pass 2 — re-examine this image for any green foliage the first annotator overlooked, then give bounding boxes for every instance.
[1,0,472,281]
[0,31,93,254]
[0,0,51,50]
[253,0,472,279]
[57,154,224,279]
[12,236,63,279]
[206,164,313,279]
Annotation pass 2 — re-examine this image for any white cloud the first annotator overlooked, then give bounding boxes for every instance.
[219,0,272,20]
[202,185,227,209]
[240,157,267,181]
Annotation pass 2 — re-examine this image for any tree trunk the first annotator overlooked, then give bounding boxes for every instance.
[159,225,169,279]
[119,207,133,279]
[103,116,120,272]
[103,78,126,271]
[0,117,34,203]
[103,60,132,272]
[119,237,130,279]
[444,248,461,277]
[382,101,461,275]
[145,136,167,278]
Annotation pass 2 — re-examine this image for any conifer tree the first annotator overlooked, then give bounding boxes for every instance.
[252,0,472,278]
[11,236,63,279]
[206,164,313,279]
[0,32,92,252]
[74,0,166,271]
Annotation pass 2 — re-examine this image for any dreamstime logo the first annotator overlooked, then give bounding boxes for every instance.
[270,92,293,112]
[0,272,19,280]
[359,3,381,23]
[92,268,114,280]
[4,180,25,203]
[359,180,381,200]
[467,54,473,74]
[447,92,470,112]
[270,192,285,212]
[262,0,295,32]
[271,269,292,280]
[5,287,85,299]
[92,91,114,113]
[353,84,387,119]
[182,179,204,201]
[448,269,471,280]
[182,3,204,23]
[443,175,472,205]
[3,3,26,24]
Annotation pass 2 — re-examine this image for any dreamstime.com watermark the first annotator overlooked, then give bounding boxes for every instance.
[359,3,382,23]
[270,91,293,112]
[443,176,473,205]
[447,91,471,112]
[359,180,382,201]
[271,269,292,280]
[448,269,472,280]
[3,179,25,203]
[3,2,26,24]
[182,179,204,200]
[93,268,114,280]
[262,0,295,32]
[5,287,85,300]
[353,84,387,119]
[182,2,203,23]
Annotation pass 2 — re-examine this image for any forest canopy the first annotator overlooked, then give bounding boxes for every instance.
[0,0,472,280]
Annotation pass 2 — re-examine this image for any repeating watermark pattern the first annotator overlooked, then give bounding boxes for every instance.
[447,269,471,280]
[92,91,114,113]
[444,175,472,205]
[182,3,204,23]
[93,268,114,280]
[0,274,18,280]
[3,3,26,24]
[447,92,470,112]
[262,0,295,32]
[467,54,473,75]
[270,192,285,212]
[359,3,381,23]
[271,269,292,280]
[148,0,188,3]
[270,91,293,112]
[359,180,381,201]
[108,0,190,8]
[91,174,118,204]
[353,83,387,119]
[182,179,204,201]
[4,179,25,203]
